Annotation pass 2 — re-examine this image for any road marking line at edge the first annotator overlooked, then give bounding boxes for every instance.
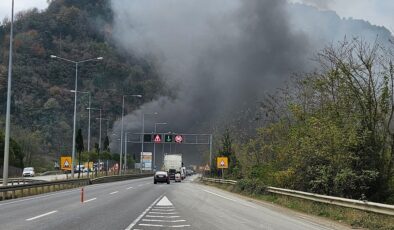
[202,189,256,208]
[110,191,119,195]
[26,210,57,221]
[84,198,97,203]
[125,194,164,230]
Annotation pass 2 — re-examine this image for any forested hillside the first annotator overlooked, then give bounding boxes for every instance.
[0,0,165,170]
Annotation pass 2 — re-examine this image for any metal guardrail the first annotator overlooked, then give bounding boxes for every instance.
[0,173,154,201]
[90,173,153,184]
[0,178,90,201]
[201,177,237,185]
[201,177,394,216]
[0,178,46,186]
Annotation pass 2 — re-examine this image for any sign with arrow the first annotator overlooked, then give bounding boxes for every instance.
[216,157,228,169]
[164,134,173,142]
[60,156,72,170]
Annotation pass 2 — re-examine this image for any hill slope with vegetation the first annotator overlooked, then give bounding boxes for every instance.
[0,0,166,171]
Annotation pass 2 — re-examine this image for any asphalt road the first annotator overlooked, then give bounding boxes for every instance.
[0,175,349,230]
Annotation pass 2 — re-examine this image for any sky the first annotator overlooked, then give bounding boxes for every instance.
[0,0,392,34]
[289,0,394,33]
[0,0,48,21]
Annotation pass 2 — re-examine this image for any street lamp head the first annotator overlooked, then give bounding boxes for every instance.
[50,55,57,58]
[97,57,103,60]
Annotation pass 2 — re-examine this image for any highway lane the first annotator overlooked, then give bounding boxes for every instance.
[0,176,349,230]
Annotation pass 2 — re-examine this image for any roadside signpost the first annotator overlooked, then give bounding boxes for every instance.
[217,157,228,179]
[61,156,72,171]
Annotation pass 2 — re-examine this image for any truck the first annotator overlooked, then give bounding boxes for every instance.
[163,154,182,180]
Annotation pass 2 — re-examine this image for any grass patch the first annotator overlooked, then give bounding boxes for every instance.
[202,181,394,230]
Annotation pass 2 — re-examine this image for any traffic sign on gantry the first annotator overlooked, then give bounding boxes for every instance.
[154,134,162,143]
[165,134,173,142]
[174,135,183,143]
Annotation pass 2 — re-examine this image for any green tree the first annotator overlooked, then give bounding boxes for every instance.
[103,135,109,151]
[76,128,84,178]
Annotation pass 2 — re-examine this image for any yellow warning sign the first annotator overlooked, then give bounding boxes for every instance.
[61,156,72,170]
[217,157,228,169]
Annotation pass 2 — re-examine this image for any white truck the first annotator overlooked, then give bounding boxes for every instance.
[163,154,182,180]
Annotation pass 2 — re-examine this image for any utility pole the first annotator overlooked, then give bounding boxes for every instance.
[2,0,14,187]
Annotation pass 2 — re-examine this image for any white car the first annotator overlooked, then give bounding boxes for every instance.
[22,167,35,177]
[175,173,182,182]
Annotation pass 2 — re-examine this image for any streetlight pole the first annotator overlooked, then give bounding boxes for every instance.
[70,90,90,151]
[141,112,158,172]
[154,122,167,171]
[2,0,14,187]
[51,55,103,178]
[120,94,142,175]
[124,132,128,173]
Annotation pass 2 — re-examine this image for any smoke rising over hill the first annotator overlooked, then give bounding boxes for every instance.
[109,0,392,164]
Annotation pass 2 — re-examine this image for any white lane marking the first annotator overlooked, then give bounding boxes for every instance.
[125,195,164,230]
[146,215,180,218]
[148,211,178,215]
[169,225,191,228]
[202,189,256,208]
[151,208,175,211]
[84,198,97,203]
[26,210,57,221]
[110,191,119,195]
[142,219,186,223]
[138,223,163,227]
[126,187,133,190]
[156,196,173,206]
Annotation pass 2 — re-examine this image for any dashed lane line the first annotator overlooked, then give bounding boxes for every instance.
[83,198,97,203]
[126,187,134,190]
[26,210,58,221]
[110,191,119,195]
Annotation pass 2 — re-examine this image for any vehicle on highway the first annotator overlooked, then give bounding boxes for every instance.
[163,154,183,180]
[154,171,170,184]
[168,169,176,180]
[75,165,85,173]
[181,166,186,180]
[175,173,182,182]
[22,167,35,177]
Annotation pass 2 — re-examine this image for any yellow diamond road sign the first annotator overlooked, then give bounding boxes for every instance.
[61,156,72,170]
[217,157,228,169]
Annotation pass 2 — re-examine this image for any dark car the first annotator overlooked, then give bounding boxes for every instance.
[154,171,170,184]
[168,169,176,180]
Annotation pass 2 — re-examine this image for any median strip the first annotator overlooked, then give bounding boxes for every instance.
[26,210,58,221]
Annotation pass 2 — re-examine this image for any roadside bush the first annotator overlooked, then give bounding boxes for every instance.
[235,179,266,195]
